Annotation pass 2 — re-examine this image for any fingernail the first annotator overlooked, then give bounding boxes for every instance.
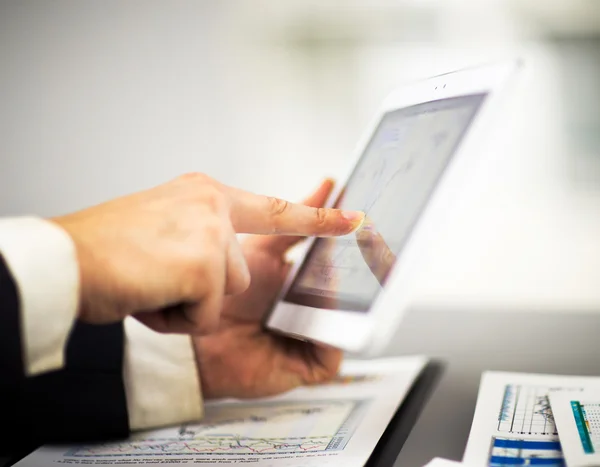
[356,229,374,242]
[341,211,365,230]
[361,223,375,232]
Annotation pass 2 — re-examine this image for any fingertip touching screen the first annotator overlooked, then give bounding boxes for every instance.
[284,94,487,312]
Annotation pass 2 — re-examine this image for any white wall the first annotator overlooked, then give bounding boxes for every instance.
[0,1,231,216]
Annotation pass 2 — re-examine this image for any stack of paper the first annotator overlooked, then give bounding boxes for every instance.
[464,371,600,467]
[15,356,428,467]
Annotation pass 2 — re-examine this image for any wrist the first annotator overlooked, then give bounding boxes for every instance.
[192,337,219,400]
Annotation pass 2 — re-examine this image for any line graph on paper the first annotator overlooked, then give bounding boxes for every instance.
[498,385,559,436]
[66,400,367,457]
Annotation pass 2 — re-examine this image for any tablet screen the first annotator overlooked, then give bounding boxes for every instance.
[284,93,487,312]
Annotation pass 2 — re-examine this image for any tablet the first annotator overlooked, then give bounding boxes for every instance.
[265,61,520,356]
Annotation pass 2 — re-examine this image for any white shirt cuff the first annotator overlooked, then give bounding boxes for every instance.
[0,217,80,376]
[123,317,203,431]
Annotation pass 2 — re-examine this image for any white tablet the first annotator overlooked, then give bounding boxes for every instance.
[265,61,521,356]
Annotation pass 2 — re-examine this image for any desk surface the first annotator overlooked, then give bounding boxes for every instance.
[372,308,600,467]
[4,310,599,467]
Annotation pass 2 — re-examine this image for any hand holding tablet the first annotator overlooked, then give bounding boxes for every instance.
[265,61,521,355]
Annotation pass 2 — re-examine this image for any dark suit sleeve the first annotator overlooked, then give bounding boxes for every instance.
[0,254,130,454]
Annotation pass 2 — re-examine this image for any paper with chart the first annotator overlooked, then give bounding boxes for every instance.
[16,356,428,467]
[463,372,600,467]
[550,389,600,467]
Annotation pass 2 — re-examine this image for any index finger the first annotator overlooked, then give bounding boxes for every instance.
[224,185,365,236]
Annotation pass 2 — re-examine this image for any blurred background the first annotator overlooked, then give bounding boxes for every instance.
[1,0,599,313]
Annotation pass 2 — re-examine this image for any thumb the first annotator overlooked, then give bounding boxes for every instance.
[356,220,396,285]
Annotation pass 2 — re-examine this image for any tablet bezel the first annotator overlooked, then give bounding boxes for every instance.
[265,61,520,356]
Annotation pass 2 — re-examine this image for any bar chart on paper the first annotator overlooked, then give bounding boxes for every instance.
[549,390,600,466]
[571,400,600,454]
[489,438,564,467]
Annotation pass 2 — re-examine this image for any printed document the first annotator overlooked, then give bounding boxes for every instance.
[16,356,427,467]
[463,371,600,467]
[550,389,600,467]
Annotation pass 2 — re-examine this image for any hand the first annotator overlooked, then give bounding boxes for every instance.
[51,173,364,334]
[356,218,396,285]
[194,179,344,399]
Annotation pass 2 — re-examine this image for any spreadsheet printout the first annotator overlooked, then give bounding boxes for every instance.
[463,372,600,467]
[15,356,427,467]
